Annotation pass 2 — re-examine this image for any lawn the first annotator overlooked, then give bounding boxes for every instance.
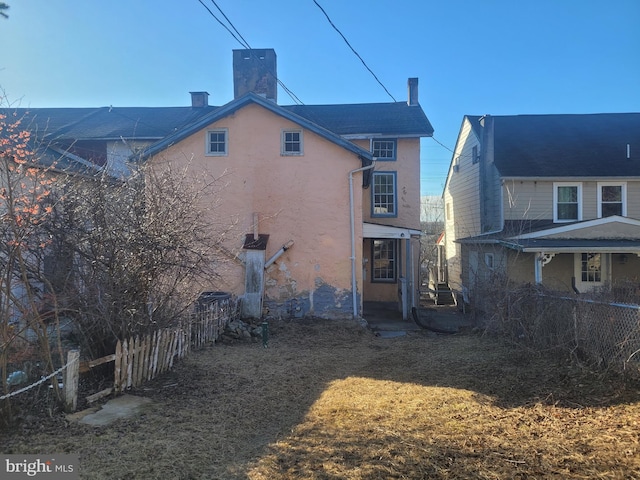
[2,318,639,479]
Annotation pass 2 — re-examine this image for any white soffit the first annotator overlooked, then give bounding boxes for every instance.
[363,223,421,239]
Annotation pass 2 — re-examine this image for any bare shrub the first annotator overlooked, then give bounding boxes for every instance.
[43,162,231,357]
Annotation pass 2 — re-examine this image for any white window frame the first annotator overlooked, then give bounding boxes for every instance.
[206,129,228,156]
[281,129,303,156]
[553,182,582,223]
[484,253,494,270]
[371,138,397,161]
[597,182,627,218]
[372,171,397,217]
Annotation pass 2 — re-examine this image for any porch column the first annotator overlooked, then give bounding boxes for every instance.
[534,252,556,284]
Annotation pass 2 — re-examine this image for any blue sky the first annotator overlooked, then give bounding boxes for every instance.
[1,1,639,196]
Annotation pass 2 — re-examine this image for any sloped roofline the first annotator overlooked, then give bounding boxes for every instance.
[139,92,374,163]
[442,115,483,196]
[510,215,640,239]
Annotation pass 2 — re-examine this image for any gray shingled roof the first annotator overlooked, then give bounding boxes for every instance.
[283,102,434,137]
[490,113,640,178]
[11,99,433,143]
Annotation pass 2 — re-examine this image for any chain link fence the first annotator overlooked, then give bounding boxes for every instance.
[484,286,640,379]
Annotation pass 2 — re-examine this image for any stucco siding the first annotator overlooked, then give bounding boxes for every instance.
[151,103,365,318]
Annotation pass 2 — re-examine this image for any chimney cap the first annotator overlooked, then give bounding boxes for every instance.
[189,91,210,107]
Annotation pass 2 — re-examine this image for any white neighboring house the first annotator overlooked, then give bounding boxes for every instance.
[443,113,640,305]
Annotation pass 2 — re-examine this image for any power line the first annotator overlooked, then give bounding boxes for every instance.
[312,0,397,102]
[196,0,304,105]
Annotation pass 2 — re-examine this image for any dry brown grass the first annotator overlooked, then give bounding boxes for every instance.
[2,318,640,479]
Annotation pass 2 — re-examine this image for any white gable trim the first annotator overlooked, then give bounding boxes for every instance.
[511,216,640,240]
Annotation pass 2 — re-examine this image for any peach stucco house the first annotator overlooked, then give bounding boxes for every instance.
[16,49,434,320]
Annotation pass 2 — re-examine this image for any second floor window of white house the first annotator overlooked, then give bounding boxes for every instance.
[282,130,302,155]
[372,139,396,160]
[206,129,227,156]
[599,183,626,217]
[554,183,581,222]
[372,172,396,216]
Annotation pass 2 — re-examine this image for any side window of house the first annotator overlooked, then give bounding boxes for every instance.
[372,239,396,282]
[472,145,479,165]
[598,182,626,217]
[484,253,494,269]
[282,130,303,155]
[372,138,396,160]
[206,129,228,156]
[372,172,397,217]
[553,183,582,222]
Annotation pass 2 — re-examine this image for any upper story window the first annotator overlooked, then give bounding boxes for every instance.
[372,138,396,161]
[282,130,303,155]
[206,129,228,156]
[553,182,582,222]
[372,172,397,217]
[472,145,479,165]
[598,182,626,217]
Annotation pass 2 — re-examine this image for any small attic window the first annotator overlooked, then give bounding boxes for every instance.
[206,129,228,156]
[282,130,303,155]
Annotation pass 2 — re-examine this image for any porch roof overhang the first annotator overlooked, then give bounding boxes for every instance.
[499,238,640,253]
[363,222,421,239]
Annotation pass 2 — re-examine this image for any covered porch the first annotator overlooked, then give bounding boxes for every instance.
[362,223,421,320]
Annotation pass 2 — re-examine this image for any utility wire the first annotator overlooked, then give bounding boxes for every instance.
[196,0,304,105]
[312,0,397,102]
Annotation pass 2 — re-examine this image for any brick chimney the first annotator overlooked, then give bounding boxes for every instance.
[190,91,209,107]
[233,49,277,103]
[407,78,419,106]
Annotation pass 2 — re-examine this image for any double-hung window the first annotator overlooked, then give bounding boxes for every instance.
[598,182,626,217]
[553,182,582,222]
[372,172,397,217]
[372,239,396,282]
[372,138,396,160]
[282,130,303,155]
[580,253,602,283]
[206,129,228,156]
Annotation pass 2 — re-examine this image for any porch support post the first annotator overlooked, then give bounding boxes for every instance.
[534,253,543,284]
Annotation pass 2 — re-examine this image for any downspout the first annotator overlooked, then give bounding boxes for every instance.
[349,158,376,319]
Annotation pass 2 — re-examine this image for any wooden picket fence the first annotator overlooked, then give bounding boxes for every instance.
[64,296,238,407]
[113,296,237,392]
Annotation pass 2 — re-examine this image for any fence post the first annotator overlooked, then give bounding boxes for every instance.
[64,350,80,412]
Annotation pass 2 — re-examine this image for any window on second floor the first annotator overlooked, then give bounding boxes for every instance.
[372,172,397,217]
[553,182,582,222]
[206,129,227,156]
[598,182,626,217]
[282,130,303,155]
[372,138,396,161]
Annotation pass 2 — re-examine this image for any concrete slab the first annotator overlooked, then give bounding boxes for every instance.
[78,394,152,426]
[376,330,407,338]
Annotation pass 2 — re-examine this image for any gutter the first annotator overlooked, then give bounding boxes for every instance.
[348,158,376,319]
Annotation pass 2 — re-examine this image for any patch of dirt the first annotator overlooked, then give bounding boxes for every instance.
[1,318,639,479]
